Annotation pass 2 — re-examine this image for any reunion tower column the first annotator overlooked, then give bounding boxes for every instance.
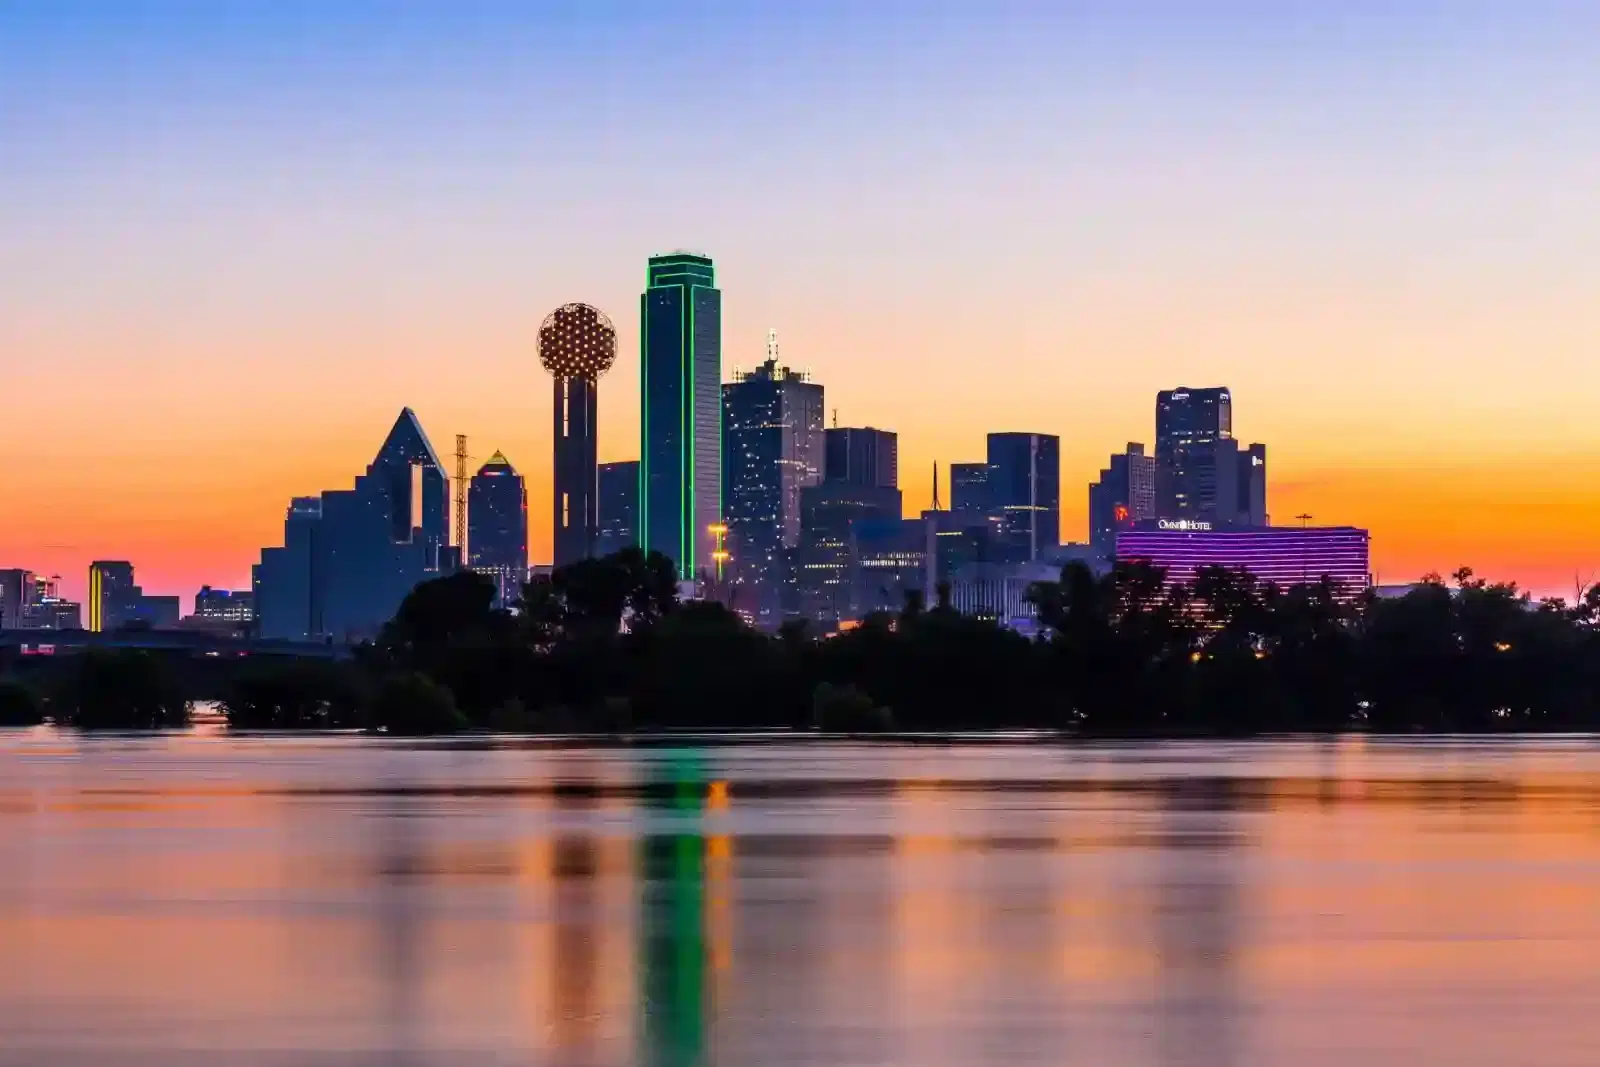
[539,303,617,567]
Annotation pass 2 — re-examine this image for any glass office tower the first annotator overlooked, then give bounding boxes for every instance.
[641,253,722,579]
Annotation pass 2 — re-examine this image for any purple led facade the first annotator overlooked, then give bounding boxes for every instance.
[1115,525,1371,600]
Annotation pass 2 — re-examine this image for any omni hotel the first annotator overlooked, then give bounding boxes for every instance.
[1114,521,1372,601]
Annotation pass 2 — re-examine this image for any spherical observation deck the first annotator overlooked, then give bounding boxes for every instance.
[538,303,617,380]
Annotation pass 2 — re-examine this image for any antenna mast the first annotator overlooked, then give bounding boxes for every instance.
[767,327,779,365]
[932,461,942,511]
[454,434,468,556]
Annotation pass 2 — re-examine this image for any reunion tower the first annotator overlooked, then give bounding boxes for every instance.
[539,302,617,566]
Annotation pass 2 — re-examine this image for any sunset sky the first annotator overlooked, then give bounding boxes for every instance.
[3,1,1599,605]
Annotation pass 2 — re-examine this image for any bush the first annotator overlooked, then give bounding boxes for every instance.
[812,682,894,733]
[220,661,364,730]
[367,672,469,735]
[486,698,538,732]
[53,650,190,730]
[0,679,43,726]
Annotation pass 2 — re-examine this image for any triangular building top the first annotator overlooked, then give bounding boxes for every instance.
[372,407,446,472]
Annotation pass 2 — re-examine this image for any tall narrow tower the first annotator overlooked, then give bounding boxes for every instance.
[642,252,722,580]
[539,303,617,567]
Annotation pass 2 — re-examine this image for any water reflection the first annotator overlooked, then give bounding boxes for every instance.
[5,735,1600,1065]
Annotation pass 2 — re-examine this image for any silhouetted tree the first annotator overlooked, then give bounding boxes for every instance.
[52,649,190,729]
[0,679,42,726]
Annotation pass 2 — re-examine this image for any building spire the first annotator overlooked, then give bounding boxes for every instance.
[932,461,942,511]
[767,327,779,366]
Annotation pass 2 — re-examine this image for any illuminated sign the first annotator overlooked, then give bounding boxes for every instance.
[1252,456,1264,467]
[1158,519,1212,531]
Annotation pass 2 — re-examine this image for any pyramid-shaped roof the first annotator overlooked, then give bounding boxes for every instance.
[477,450,519,476]
[371,407,445,472]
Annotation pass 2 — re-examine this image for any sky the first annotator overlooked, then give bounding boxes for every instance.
[3,0,1599,605]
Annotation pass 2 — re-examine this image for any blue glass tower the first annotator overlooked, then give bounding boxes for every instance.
[641,253,722,579]
[987,432,1061,563]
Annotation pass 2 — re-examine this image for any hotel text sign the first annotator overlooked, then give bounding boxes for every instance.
[1158,519,1212,531]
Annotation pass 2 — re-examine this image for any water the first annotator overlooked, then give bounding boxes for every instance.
[4,729,1600,1066]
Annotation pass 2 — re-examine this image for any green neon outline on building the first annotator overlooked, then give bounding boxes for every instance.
[642,253,718,579]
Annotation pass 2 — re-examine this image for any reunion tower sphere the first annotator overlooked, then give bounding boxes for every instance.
[538,302,617,380]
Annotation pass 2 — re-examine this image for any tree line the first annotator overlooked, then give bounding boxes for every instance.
[4,548,1600,734]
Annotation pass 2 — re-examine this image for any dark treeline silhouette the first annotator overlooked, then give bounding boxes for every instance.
[6,550,1600,734]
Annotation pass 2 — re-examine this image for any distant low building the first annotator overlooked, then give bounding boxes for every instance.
[194,586,254,622]
[948,560,1060,634]
[596,460,640,558]
[1115,523,1372,601]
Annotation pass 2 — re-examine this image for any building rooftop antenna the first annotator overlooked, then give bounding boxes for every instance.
[454,434,469,553]
[932,461,942,511]
[767,327,779,366]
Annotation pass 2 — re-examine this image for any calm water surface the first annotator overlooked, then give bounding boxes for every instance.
[4,729,1600,1066]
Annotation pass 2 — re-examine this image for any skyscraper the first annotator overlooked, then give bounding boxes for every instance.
[0,570,27,629]
[1088,443,1158,556]
[540,303,617,566]
[795,481,902,626]
[1237,443,1268,527]
[87,560,133,633]
[824,427,897,489]
[987,432,1060,563]
[641,252,722,579]
[597,460,640,558]
[468,451,528,605]
[1155,386,1235,524]
[722,331,824,626]
[254,497,323,641]
[950,462,991,517]
[254,409,458,642]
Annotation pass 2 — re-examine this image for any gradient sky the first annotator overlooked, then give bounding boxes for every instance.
[3,0,1599,605]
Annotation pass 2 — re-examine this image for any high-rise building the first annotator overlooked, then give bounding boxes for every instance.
[824,427,897,490]
[641,252,722,580]
[1088,443,1158,556]
[86,561,181,631]
[467,451,528,605]
[950,462,991,517]
[986,432,1060,563]
[597,461,640,557]
[540,303,617,566]
[0,570,80,630]
[87,560,134,633]
[254,497,324,641]
[795,482,901,626]
[0,570,27,629]
[1237,443,1268,527]
[852,516,929,617]
[254,409,459,642]
[722,332,825,627]
[1155,386,1236,525]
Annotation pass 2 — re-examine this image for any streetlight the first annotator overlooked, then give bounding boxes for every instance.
[708,524,729,583]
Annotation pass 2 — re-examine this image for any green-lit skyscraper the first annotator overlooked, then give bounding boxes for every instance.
[641,252,722,579]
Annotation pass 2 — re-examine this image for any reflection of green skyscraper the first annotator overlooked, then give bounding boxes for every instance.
[641,253,722,580]
[638,752,710,1067]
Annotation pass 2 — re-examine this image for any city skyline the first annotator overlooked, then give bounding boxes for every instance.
[5,4,1600,601]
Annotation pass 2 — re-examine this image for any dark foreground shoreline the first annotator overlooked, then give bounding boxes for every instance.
[7,551,1600,736]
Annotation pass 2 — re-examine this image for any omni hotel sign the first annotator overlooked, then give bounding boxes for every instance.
[1157,519,1213,531]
